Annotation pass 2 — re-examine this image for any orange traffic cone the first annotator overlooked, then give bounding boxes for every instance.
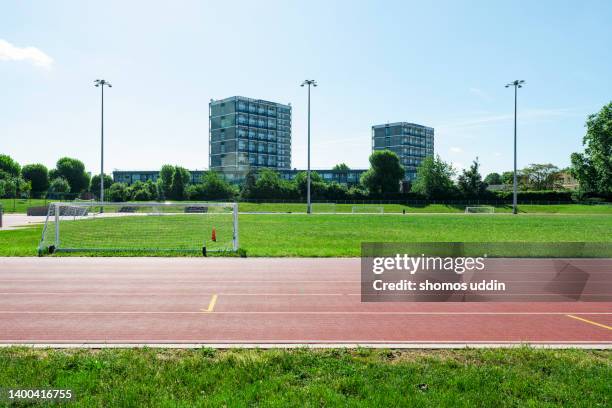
[211,228,217,242]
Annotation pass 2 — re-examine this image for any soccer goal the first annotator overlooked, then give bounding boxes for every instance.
[465,206,495,214]
[38,202,238,255]
[351,205,384,214]
[311,203,337,213]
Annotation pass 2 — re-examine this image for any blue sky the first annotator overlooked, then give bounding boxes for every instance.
[1,0,611,177]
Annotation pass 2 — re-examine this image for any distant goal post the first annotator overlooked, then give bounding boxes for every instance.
[310,203,337,213]
[465,206,495,214]
[38,201,238,255]
[351,205,384,214]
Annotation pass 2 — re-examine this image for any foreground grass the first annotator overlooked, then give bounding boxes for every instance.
[1,214,611,257]
[0,347,609,407]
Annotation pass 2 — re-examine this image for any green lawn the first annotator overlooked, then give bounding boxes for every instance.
[0,347,609,407]
[2,199,611,215]
[1,213,611,257]
[239,202,612,214]
[0,198,50,214]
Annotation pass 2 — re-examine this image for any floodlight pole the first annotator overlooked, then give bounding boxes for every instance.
[301,79,317,214]
[506,80,525,215]
[94,79,112,208]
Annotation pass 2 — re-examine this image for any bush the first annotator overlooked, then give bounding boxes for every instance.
[0,176,31,198]
[48,177,70,194]
[494,190,574,202]
[294,171,328,200]
[246,169,298,199]
[107,182,129,202]
[187,172,236,200]
[90,174,114,198]
[128,180,158,201]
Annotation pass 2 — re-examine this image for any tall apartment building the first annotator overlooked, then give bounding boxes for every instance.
[209,96,291,182]
[371,122,434,181]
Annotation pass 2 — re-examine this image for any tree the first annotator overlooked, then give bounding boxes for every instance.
[484,172,502,185]
[571,101,612,195]
[50,157,90,194]
[0,154,20,177]
[107,182,129,202]
[360,150,405,194]
[294,171,327,199]
[168,166,190,200]
[157,164,175,199]
[89,174,114,198]
[325,181,349,199]
[187,172,236,200]
[411,155,456,199]
[0,176,30,198]
[501,171,515,185]
[457,158,488,197]
[240,168,258,198]
[21,164,49,197]
[249,169,296,199]
[521,163,562,190]
[128,180,158,201]
[332,163,350,171]
[48,177,70,194]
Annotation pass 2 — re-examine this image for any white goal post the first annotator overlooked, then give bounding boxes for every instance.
[351,205,384,214]
[311,203,337,213]
[465,206,495,214]
[38,202,238,255]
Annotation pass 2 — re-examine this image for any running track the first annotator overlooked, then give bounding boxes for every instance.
[0,258,610,348]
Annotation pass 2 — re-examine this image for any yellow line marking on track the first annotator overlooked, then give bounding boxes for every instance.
[566,314,612,331]
[201,294,218,313]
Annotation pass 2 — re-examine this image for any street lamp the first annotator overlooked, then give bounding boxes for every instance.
[505,80,525,215]
[301,79,317,214]
[94,79,112,205]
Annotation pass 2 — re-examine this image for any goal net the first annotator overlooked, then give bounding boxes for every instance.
[311,203,337,213]
[38,202,238,255]
[352,205,384,214]
[465,206,495,214]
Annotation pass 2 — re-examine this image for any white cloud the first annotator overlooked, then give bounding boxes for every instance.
[450,147,463,154]
[468,87,493,102]
[438,108,582,131]
[0,39,53,68]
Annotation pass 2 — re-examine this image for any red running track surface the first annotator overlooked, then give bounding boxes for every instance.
[0,258,610,347]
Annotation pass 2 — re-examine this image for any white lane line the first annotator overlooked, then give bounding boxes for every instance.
[0,311,610,315]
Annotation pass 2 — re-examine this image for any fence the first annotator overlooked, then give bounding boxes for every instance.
[237,198,611,206]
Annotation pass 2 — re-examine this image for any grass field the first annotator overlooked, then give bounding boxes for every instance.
[0,347,609,407]
[0,198,50,214]
[2,199,611,215]
[1,213,611,257]
[239,202,612,214]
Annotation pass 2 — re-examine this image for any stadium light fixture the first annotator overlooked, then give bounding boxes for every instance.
[505,80,525,215]
[301,79,317,214]
[94,79,112,207]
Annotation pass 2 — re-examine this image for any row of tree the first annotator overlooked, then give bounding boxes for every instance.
[2,101,609,201]
[0,156,92,199]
